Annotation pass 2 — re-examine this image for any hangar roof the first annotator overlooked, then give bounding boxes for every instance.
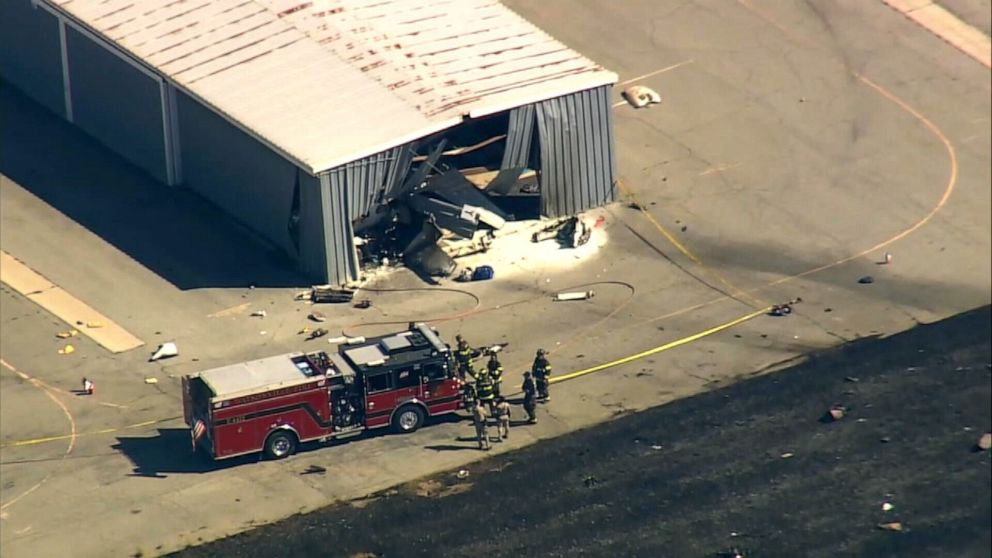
[45,0,616,174]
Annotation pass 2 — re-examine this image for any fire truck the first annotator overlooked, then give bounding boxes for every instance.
[182,323,463,460]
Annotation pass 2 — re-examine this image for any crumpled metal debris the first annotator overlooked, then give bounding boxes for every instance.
[150,342,179,362]
[311,286,356,304]
[622,85,662,108]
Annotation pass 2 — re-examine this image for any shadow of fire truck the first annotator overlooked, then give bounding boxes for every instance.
[114,414,469,477]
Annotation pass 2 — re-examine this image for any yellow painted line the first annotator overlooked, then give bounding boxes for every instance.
[0,251,144,353]
[0,417,182,449]
[550,306,769,384]
[616,180,766,308]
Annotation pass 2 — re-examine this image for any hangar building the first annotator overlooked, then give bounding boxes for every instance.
[0,0,618,284]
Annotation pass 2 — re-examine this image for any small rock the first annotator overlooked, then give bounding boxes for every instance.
[877,521,903,532]
[858,275,874,284]
[978,433,991,451]
[583,475,600,487]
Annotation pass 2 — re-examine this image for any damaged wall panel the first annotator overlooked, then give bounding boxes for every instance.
[501,105,535,169]
[535,86,617,217]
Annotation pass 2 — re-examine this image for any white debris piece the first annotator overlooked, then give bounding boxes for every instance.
[623,85,662,108]
[150,342,179,362]
[554,291,595,302]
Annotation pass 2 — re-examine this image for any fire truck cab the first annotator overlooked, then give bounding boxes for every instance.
[183,322,462,460]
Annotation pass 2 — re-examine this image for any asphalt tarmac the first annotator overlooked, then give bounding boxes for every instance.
[174,306,991,558]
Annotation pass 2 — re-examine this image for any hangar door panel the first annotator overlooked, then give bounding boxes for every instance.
[0,0,65,118]
[65,27,167,184]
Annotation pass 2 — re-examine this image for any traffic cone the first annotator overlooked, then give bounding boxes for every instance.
[82,377,94,395]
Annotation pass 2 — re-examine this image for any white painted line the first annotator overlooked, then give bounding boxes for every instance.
[881,0,991,68]
[617,59,695,87]
[613,59,695,108]
[0,251,144,353]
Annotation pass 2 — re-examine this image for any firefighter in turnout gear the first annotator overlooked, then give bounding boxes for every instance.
[495,397,511,440]
[460,379,478,411]
[521,371,538,423]
[472,399,491,450]
[532,348,552,402]
[454,335,476,380]
[475,371,496,413]
[486,352,504,397]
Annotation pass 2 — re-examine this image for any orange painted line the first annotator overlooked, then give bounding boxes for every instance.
[0,358,77,513]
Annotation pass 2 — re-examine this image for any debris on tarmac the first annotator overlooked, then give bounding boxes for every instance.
[307,328,328,341]
[58,344,75,355]
[882,502,894,512]
[844,376,859,383]
[877,521,904,532]
[308,312,327,322]
[456,470,470,480]
[144,377,159,384]
[149,342,179,361]
[825,407,846,422]
[583,475,600,487]
[622,85,662,108]
[301,465,327,476]
[554,290,595,302]
[977,433,991,451]
[780,452,794,459]
[86,321,105,328]
[858,276,875,284]
[250,310,267,318]
[56,330,78,339]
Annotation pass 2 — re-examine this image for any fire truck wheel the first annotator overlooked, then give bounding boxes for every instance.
[393,405,426,434]
[264,430,298,459]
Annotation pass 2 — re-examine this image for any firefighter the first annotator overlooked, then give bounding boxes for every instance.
[521,371,538,424]
[472,399,491,450]
[476,371,496,414]
[532,348,552,402]
[460,380,477,411]
[454,334,476,379]
[495,396,511,440]
[486,352,504,397]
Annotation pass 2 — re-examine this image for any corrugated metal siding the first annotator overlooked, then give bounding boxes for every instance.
[66,26,168,183]
[535,86,617,217]
[298,171,327,281]
[319,174,359,285]
[502,105,535,169]
[176,89,297,255]
[0,0,65,118]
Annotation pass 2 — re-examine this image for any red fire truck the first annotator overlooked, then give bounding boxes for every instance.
[182,323,463,460]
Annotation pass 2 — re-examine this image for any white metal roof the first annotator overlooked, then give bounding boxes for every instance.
[198,353,311,398]
[46,0,617,174]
